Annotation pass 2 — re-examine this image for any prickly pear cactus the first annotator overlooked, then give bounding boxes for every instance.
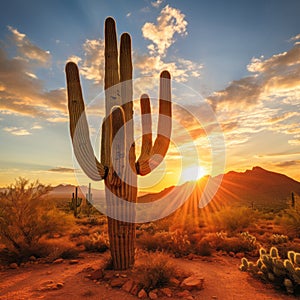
[240,246,300,294]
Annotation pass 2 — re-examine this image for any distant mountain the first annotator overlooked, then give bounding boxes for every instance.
[139,167,300,212]
[43,167,300,212]
[48,184,105,200]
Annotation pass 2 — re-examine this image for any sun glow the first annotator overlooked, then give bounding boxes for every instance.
[180,165,206,183]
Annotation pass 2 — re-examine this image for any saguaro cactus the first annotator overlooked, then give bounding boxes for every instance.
[70,186,82,218]
[65,17,172,270]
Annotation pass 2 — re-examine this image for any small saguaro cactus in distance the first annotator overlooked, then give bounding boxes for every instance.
[291,192,295,208]
[85,183,93,217]
[65,17,172,270]
[70,186,82,218]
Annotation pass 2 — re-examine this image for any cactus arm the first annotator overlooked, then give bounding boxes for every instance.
[136,71,172,175]
[105,17,119,90]
[120,33,133,120]
[65,62,107,180]
[108,106,126,187]
[136,94,152,167]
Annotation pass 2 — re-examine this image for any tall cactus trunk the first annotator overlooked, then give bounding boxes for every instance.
[65,17,172,270]
[102,19,137,269]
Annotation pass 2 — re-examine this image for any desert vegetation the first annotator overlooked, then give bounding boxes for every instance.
[0,177,300,298]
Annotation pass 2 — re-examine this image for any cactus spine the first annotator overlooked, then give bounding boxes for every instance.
[70,186,82,217]
[65,17,172,270]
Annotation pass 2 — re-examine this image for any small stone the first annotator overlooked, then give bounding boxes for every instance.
[122,279,134,293]
[160,287,172,297]
[103,272,114,281]
[187,253,195,260]
[235,252,245,259]
[212,296,218,299]
[130,284,139,296]
[120,274,127,278]
[110,277,127,288]
[69,259,79,265]
[29,256,36,261]
[177,290,193,299]
[149,291,158,300]
[229,252,235,257]
[169,277,180,286]
[56,282,64,289]
[53,258,64,264]
[138,289,147,299]
[90,269,104,281]
[9,263,18,269]
[180,275,204,291]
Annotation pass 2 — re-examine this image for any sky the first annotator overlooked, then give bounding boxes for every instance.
[0,0,300,191]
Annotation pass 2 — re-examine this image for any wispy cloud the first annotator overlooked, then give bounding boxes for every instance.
[151,0,163,8]
[142,5,187,56]
[48,167,77,173]
[275,160,300,167]
[3,126,31,136]
[0,27,67,119]
[68,5,202,86]
[206,37,300,149]
[208,40,300,110]
[8,26,51,66]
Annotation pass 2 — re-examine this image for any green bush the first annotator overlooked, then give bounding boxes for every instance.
[0,178,73,262]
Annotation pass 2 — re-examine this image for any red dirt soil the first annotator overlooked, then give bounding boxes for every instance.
[0,252,295,300]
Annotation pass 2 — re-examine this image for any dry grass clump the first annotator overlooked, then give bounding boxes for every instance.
[134,252,179,291]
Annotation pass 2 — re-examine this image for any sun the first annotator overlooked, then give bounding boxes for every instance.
[180,165,206,183]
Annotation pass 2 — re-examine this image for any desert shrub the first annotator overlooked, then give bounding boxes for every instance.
[78,232,109,252]
[279,208,300,238]
[214,206,257,232]
[0,178,72,261]
[138,222,158,235]
[138,231,170,252]
[194,239,213,256]
[135,252,178,291]
[210,231,258,254]
[138,230,192,257]
[270,234,289,245]
[240,247,300,295]
[39,239,79,262]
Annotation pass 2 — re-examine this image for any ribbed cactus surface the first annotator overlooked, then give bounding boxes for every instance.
[65,17,172,270]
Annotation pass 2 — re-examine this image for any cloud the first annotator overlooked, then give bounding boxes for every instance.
[142,5,187,56]
[7,26,51,66]
[151,0,163,8]
[48,167,77,173]
[0,27,67,119]
[69,6,202,86]
[208,42,300,110]
[275,160,300,167]
[3,126,31,136]
[289,33,300,42]
[68,39,105,84]
[134,53,202,82]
